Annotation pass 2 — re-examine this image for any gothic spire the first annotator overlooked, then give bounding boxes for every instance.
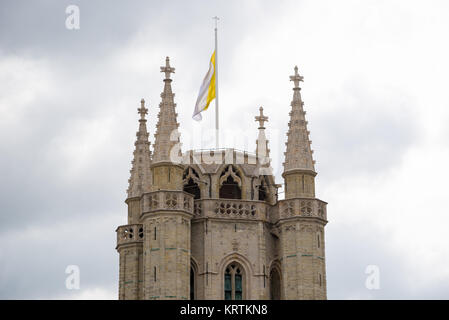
[255,106,272,175]
[127,98,152,198]
[152,57,182,163]
[283,66,316,174]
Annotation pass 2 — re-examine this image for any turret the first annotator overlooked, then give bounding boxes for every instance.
[278,66,327,300]
[116,98,151,299]
[142,57,194,300]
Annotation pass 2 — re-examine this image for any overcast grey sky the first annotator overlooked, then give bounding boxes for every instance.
[1,0,449,299]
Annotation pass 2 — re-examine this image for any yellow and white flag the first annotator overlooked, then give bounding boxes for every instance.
[192,51,216,121]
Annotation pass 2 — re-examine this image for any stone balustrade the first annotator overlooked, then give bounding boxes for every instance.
[116,224,144,247]
[278,198,327,221]
[191,198,326,222]
[141,190,194,215]
[117,197,326,247]
[192,199,269,221]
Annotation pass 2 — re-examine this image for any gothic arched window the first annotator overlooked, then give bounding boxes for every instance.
[258,178,268,201]
[270,268,281,300]
[224,263,244,300]
[219,166,242,199]
[183,167,201,199]
[190,267,195,300]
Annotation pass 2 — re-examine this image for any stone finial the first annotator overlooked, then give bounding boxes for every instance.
[255,107,272,175]
[138,98,148,120]
[289,65,304,90]
[255,106,268,129]
[160,56,175,80]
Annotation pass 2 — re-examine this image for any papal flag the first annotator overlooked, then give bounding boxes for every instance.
[192,51,216,121]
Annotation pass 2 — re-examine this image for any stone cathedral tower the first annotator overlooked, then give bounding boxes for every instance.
[115,58,328,300]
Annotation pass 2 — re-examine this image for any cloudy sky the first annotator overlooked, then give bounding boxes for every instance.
[1,0,449,299]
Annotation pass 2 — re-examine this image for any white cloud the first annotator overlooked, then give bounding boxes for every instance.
[0,55,54,138]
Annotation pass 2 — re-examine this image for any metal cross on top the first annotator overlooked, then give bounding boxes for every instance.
[255,106,268,129]
[160,56,175,80]
[138,98,148,120]
[289,65,304,89]
[213,16,219,28]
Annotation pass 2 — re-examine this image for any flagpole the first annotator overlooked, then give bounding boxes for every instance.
[213,16,219,149]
